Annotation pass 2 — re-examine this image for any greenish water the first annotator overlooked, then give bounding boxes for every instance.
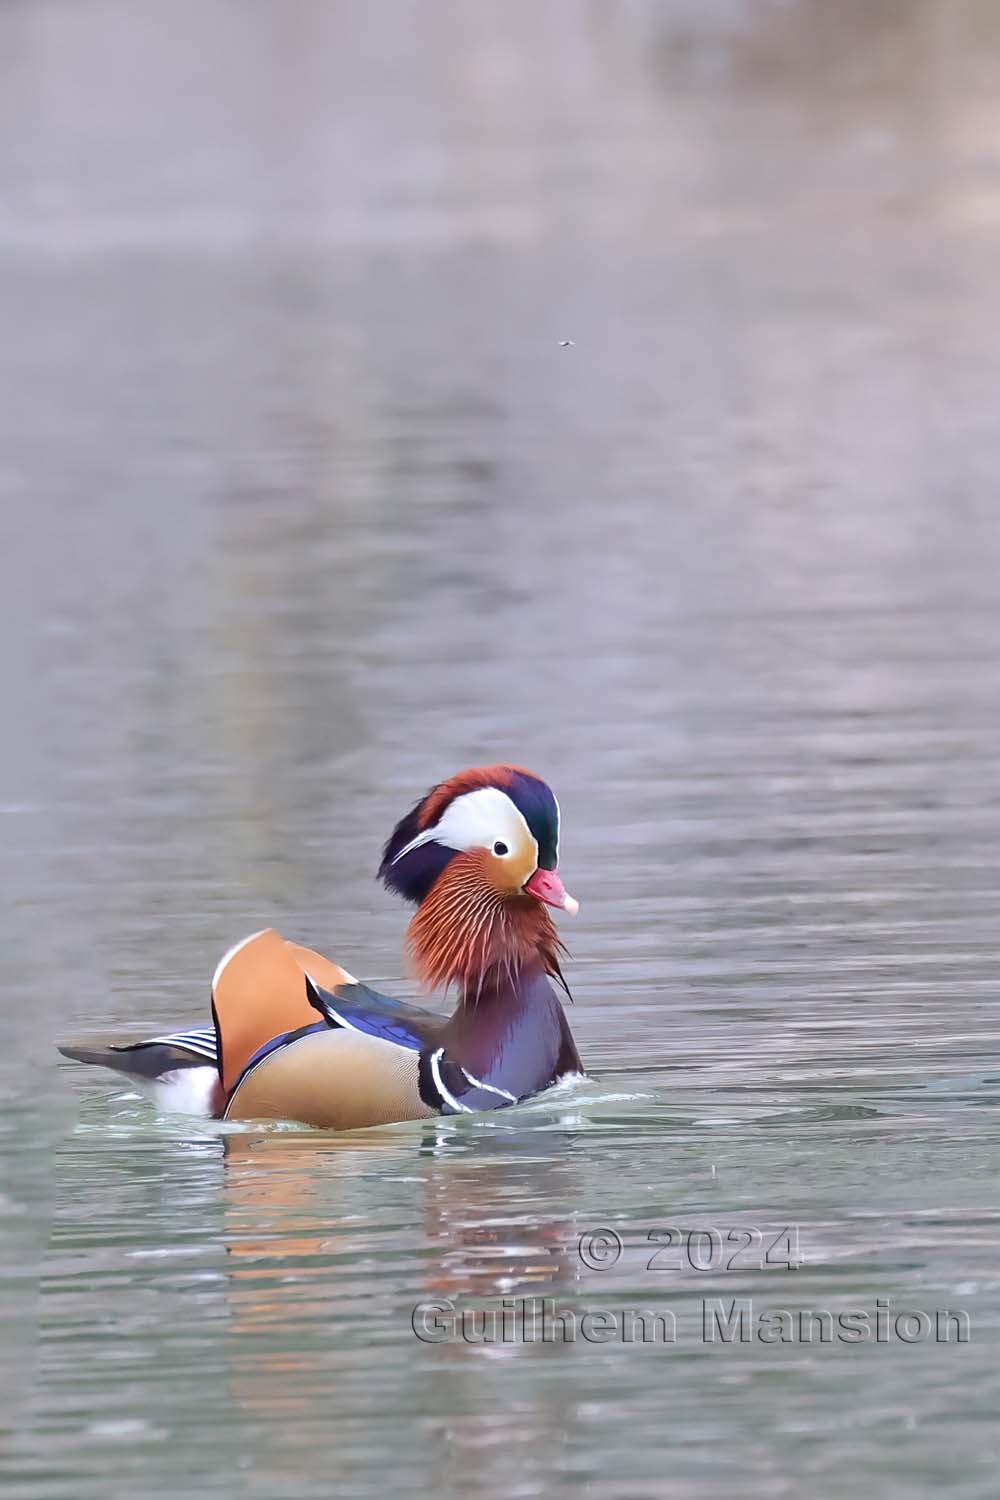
[4,2,1000,1495]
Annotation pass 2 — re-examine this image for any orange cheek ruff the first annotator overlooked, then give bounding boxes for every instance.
[485,837,537,895]
[406,850,564,993]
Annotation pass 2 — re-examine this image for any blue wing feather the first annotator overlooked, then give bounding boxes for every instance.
[304,976,444,1053]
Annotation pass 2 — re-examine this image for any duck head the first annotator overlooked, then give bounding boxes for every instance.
[378,765,578,993]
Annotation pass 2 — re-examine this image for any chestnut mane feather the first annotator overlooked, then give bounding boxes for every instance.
[406,850,568,999]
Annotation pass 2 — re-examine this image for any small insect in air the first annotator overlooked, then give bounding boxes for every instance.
[558,339,575,348]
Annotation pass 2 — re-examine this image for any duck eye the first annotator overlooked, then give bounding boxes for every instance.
[493,840,509,856]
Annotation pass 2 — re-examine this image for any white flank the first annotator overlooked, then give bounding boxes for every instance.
[149,1067,218,1117]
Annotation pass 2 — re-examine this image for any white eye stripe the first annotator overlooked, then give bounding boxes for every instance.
[392,787,535,863]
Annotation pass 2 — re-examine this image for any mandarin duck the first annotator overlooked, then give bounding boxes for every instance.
[58,765,583,1129]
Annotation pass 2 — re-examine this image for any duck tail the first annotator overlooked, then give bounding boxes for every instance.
[57,1029,218,1081]
[57,1034,225,1116]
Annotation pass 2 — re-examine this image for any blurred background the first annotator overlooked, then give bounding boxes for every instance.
[4,2,1000,1496]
